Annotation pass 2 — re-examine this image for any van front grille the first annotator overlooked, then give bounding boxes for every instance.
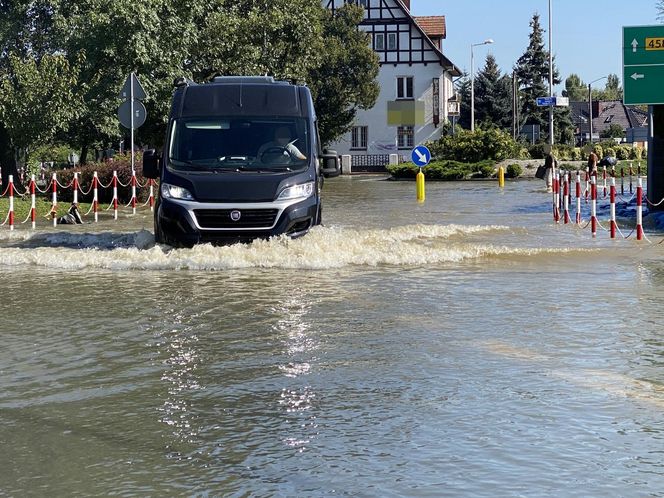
[193,208,279,229]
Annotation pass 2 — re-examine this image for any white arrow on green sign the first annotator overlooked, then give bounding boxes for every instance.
[623,25,664,105]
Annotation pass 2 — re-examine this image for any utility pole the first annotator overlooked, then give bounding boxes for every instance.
[548,0,554,145]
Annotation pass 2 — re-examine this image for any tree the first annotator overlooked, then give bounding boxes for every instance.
[514,13,572,143]
[307,4,379,145]
[473,54,512,131]
[657,0,664,22]
[0,0,379,158]
[600,123,625,139]
[593,73,622,101]
[455,73,471,130]
[563,73,587,101]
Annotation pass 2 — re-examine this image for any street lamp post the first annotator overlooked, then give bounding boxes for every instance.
[470,38,494,132]
[588,76,607,144]
[548,0,553,144]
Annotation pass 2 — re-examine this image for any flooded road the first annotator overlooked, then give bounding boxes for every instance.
[0,177,663,496]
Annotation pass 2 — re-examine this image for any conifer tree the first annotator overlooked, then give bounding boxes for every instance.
[474,54,512,131]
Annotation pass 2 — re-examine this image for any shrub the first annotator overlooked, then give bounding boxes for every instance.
[629,146,643,160]
[428,128,520,163]
[592,144,603,159]
[506,163,522,178]
[387,159,496,180]
[604,147,616,158]
[48,153,153,204]
[571,147,582,161]
[615,145,630,160]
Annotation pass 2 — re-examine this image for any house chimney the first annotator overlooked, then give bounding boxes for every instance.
[402,0,410,11]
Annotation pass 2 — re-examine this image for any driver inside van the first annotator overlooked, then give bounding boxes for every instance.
[257,126,306,164]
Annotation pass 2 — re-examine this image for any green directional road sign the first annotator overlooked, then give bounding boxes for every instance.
[624,25,664,105]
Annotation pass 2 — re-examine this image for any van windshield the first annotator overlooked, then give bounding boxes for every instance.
[168,117,310,172]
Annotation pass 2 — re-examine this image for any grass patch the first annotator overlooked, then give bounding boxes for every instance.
[0,197,93,224]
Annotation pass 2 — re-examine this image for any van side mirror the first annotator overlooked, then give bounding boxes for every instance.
[142,149,160,179]
[321,149,340,178]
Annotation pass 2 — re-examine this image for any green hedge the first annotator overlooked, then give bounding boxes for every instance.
[426,129,520,163]
[387,160,496,180]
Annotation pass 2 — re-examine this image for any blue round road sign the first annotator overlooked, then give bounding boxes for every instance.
[411,145,431,167]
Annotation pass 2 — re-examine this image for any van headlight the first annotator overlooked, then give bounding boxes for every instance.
[277,181,315,201]
[161,183,194,200]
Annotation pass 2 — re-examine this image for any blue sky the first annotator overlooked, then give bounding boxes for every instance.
[411,0,660,92]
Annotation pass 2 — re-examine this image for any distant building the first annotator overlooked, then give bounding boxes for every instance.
[569,100,648,145]
[323,0,461,168]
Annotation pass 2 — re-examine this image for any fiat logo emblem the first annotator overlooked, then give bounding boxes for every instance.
[230,210,242,221]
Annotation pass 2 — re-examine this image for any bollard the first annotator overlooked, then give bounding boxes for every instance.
[131,169,137,215]
[610,177,617,239]
[148,179,155,212]
[113,170,118,220]
[498,165,505,188]
[416,168,425,202]
[73,172,79,205]
[629,162,634,194]
[575,170,581,224]
[51,173,58,227]
[93,171,99,222]
[30,174,36,229]
[620,167,625,196]
[585,167,590,204]
[636,176,643,241]
[638,162,641,177]
[551,168,560,223]
[563,172,570,224]
[602,165,607,199]
[591,175,597,238]
[8,175,14,231]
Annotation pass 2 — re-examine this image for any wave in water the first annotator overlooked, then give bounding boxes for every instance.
[0,224,589,270]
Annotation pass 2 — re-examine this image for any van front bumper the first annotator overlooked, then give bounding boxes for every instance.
[157,196,318,246]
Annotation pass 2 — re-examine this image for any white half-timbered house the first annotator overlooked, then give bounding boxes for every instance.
[324,0,461,168]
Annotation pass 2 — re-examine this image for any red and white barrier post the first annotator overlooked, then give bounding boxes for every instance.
[113,170,118,220]
[551,169,560,223]
[602,165,607,198]
[620,167,625,196]
[51,172,58,227]
[30,174,36,229]
[563,172,570,224]
[73,172,79,205]
[610,177,617,239]
[8,175,14,231]
[591,175,597,238]
[585,167,590,204]
[131,169,137,215]
[575,170,582,224]
[93,171,99,222]
[148,179,155,212]
[636,176,643,241]
[629,162,634,194]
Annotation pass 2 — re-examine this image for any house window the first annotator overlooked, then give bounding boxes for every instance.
[397,76,414,99]
[387,33,397,50]
[374,33,385,51]
[605,114,614,123]
[397,126,414,149]
[351,126,368,150]
[358,0,368,7]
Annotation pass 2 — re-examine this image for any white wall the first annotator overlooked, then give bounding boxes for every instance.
[330,65,454,156]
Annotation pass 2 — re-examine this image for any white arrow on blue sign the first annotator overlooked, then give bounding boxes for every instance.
[536,96,555,106]
[411,145,431,167]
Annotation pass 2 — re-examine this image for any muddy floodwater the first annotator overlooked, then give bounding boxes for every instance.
[0,177,663,497]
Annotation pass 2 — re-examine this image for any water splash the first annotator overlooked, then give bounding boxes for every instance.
[0,224,589,271]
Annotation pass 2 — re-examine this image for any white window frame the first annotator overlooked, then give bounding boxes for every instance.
[396,76,414,100]
[351,126,368,150]
[397,126,414,149]
[387,32,397,51]
[374,33,385,51]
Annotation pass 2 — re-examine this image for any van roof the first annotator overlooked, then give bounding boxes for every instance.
[173,78,312,118]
